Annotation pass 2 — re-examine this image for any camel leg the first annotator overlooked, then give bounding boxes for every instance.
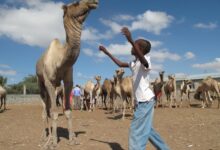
[122,100,126,120]
[180,94,183,108]
[207,91,213,108]
[188,92,191,108]
[2,97,6,110]
[63,69,78,145]
[80,97,84,111]
[89,91,94,112]
[42,75,58,148]
[40,101,48,142]
[217,92,220,109]
[202,92,207,108]
[64,110,79,145]
[169,96,173,108]
[0,98,2,109]
[113,98,116,115]
[47,98,58,147]
[103,95,107,109]
[84,98,89,111]
[38,79,52,148]
[217,95,220,109]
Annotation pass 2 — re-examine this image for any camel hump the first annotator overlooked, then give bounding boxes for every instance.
[49,39,63,50]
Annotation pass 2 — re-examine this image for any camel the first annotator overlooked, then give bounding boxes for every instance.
[180,80,192,108]
[153,71,164,108]
[84,80,95,111]
[164,74,177,108]
[0,85,7,110]
[194,77,220,108]
[92,75,102,109]
[36,0,98,148]
[102,78,114,109]
[84,75,102,111]
[113,68,133,120]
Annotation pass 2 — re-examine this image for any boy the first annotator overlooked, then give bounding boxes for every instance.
[99,27,169,150]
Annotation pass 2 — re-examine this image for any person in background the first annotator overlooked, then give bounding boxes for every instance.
[73,85,81,110]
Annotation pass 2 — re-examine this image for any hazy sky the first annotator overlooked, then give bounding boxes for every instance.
[0,0,220,85]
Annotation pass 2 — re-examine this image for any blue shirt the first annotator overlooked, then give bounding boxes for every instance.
[73,87,81,96]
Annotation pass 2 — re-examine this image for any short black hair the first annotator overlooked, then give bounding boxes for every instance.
[135,39,151,55]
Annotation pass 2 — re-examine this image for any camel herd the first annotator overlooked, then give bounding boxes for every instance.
[79,70,220,114]
[81,68,133,120]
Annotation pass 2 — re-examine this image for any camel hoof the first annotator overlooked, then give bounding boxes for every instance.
[48,144,57,150]
[68,140,80,146]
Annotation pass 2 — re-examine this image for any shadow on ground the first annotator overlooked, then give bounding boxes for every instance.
[90,138,125,150]
[57,127,86,143]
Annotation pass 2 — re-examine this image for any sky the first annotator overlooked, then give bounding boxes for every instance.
[0,0,220,86]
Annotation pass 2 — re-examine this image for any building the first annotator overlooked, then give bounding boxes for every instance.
[175,72,220,90]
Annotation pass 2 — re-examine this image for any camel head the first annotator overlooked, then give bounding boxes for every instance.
[115,68,125,79]
[154,77,160,84]
[159,71,165,75]
[62,0,98,24]
[95,75,101,82]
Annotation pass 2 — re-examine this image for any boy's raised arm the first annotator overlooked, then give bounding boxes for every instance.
[121,27,149,68]
[99,45,129,68]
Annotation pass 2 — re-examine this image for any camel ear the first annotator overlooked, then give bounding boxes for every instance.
[62,5,68,17]
[62,5,68,12]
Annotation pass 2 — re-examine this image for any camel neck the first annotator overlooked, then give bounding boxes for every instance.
[63,18,82,52]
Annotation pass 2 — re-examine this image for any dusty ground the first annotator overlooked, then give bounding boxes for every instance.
[0,98,220,150]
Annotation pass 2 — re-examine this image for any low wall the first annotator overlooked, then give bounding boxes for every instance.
[6,94,41,104]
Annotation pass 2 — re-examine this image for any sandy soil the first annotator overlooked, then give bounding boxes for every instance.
[0,99,220,150]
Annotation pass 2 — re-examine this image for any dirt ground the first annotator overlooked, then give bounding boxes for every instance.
[0,99,220,150]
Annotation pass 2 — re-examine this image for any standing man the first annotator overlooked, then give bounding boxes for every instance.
[73,85,81,110]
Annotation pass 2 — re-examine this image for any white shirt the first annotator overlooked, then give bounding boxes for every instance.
[129,55,155,102]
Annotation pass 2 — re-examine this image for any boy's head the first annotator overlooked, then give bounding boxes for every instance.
[131,39,151,55]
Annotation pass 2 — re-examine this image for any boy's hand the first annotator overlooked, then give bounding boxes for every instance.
[121,27,132,43]
[99,45,108,54]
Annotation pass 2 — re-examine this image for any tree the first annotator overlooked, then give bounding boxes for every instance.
[7,75,39,94]
[0,75,7,86]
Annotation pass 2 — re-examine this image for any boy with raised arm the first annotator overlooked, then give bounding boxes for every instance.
[99,27,169,150]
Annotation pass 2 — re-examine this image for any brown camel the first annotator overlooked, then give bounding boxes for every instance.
[153,71,164,108]
[0,85,7,110]
[101,78,114,109]
[36,0,98,148]
[194,77,220,108]
[164,74,177,108]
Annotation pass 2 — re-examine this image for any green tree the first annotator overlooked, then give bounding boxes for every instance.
[0,75,7,86]
[7,75,39,94]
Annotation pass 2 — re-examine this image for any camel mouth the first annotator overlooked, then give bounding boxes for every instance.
[88,3,98,9]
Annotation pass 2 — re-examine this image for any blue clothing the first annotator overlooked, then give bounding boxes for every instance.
[73,87,81,97]
[129,98,169,150]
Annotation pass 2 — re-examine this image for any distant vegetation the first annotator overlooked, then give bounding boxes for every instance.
[0,75,39,94]
[0,76,7,86]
